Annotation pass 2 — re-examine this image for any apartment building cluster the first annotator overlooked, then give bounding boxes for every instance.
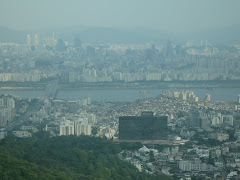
[163,90,199,102]
[1,37,240,84]
[0,72,41,82]
[59,119,91,136]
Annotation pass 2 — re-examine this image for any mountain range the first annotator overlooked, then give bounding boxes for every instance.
[0,25,240,44]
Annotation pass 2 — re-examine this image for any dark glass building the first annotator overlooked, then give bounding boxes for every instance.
[119,112,168,140]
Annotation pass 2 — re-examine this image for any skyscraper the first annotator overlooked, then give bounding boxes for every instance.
[119,112,168,140]
[34,34,39,47]
[188,109,208,129]
[27,34,31,47]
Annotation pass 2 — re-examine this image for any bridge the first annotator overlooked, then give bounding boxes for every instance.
[6,80,58,131]
[42,79,58,99]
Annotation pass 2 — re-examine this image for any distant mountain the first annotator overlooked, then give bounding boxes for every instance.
[0,26,27,43]
[44,24,240,44]
[58,26,171,43]
[177,24,240,44]
[0,26,171,44]
[0,26,170,44]
[0,24,240,44]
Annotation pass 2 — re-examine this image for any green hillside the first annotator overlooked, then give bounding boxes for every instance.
[0,132,171,180]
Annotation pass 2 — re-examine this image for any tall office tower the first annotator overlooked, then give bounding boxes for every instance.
[205,94,211,102]
[188,109,208,129]
[119,112,168,140]
[27,34,31,47]
[59,120,74,136]
[34,34,39,47]
[238,94,240,104]
[188,110,201,128]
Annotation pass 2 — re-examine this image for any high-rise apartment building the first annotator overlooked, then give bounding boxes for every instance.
[75,121,91,136]
[60,120,74,136]
[0,97,15,126]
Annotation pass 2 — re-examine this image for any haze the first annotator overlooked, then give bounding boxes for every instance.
[1,0,240,32]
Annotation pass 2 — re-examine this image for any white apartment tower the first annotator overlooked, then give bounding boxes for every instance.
[60,120,74,136]
[75,121,91,136]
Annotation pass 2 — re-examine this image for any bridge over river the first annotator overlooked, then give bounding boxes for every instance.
[6,80,58,132]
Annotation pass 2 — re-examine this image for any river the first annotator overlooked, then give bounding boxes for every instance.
[0,87,239,102]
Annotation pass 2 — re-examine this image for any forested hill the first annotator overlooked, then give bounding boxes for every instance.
[0,132,172,180]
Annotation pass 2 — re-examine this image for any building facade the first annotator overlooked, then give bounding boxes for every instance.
[119,112,167,140]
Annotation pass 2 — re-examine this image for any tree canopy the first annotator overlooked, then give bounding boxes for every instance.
[0,132,172,180]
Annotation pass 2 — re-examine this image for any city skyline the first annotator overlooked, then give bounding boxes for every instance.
[1,1,240,179]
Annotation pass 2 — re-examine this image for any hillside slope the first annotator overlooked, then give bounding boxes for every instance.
[0,132,171,180]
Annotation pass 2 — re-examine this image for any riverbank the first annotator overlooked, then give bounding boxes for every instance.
[59,80,240,90]
[0,87,45,90]
[1,80,240,90]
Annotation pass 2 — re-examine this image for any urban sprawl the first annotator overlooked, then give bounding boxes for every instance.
[1,33,240,180]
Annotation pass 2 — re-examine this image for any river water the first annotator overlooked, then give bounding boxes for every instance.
[0,87,239,102]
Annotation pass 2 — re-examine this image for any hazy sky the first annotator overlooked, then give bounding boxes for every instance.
[1,0,240,32]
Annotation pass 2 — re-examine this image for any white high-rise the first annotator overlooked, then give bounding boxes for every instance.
[27,34,31,47]
[75,121,91,136]
[7,98,15,109]
[60,120,74,136]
